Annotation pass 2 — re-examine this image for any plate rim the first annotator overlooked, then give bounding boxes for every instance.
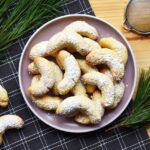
[18,14,137,133]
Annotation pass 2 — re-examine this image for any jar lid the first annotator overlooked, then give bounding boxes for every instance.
[123,0,150,35]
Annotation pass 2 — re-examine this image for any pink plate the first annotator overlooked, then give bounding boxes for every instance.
[19,14,137,133]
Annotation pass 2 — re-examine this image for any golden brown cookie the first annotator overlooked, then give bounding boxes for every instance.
[75,90,104,125]
[29,41,48,60]
[30,76,62,110]
[100,37,128,64]
[0,85,9,108]
[56,50,81,95]
[64,21,99,40]
[0,115,24,145]
[86,48,124,81]
[28,57,55,96]
[56,96,101,124]
[77,59,98,93]
[82,72,115,108]
[100,67,125,108]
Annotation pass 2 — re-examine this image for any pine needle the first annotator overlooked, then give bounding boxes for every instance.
[106,67,150,131]
[0,0,68,59]
[0,0,13,21]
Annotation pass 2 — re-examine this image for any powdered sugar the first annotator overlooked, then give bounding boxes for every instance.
[32,96,62,111]
[83,72,115,107]
[29,41,48,60]
[56,96,101,124]
[57,50,81,95]
[64,21,99,40]
[0,115,23,134]
[100,37,128,64]
[28,57,55,96]
[86,48,125,81]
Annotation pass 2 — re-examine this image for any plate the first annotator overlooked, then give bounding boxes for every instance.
[19,14,137,133]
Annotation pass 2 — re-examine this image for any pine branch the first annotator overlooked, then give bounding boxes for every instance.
[106,67,150,131]
[0,0,68,59]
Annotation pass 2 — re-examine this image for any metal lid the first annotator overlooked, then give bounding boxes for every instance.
[123,0,150,35]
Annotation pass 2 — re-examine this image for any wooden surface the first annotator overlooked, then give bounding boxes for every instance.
[89,0,150,136]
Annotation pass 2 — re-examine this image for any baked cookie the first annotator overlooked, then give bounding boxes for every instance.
[56,96,101,124]
[0,85,9,108]
[64,21,99,40]
[56,50,81,95]
[100,37,128,64]
[28,57,55,96]
[82,72,115,107]
[86,48,124,81]
[0,115,24,145]
[100,67,125,108]
[77,59,98,93]
[75,90,104,125]
[29,41,48,60]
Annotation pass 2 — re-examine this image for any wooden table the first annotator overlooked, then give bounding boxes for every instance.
[89,0,150,136]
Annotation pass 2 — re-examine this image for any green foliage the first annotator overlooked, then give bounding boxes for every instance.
[107,68,150,130]
[0,0,67,56]
[120,68,150,127]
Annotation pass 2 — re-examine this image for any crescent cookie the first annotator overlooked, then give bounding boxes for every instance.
[46,31,98,56]
[30,76,62,110]
[28,57,55,96]
[29,41,48,60]
[75,90,104,125]
[100,67,125,108]
[86,48,125,81]
[100,37,128,64]
[0,115,24,145]
[56,96,101,124]
[32,96,62,111]
[0,85,9,108]
[30,31,99,59]
[82,72,115,108]
[45,31,82,56]
[77,59,98,93]
[56,50,81,95]
[64,21,99,40]
[28,62,63,95]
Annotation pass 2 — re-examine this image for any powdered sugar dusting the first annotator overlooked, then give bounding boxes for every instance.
[100,37,128,64]
[57,51,81,95]
[32,96,61,111]
[28,57,55,96]
[29,41,48,60]
[83,72,115,107]
[86,48,124,81]
[0,115,23,134]
[64,21,99,40]
[57,96,101,124]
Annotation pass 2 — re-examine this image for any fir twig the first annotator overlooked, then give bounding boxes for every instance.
[0,0,68,59]
[106,68,150,131]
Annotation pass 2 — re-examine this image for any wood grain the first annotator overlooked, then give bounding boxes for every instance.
[89,0,150,136]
